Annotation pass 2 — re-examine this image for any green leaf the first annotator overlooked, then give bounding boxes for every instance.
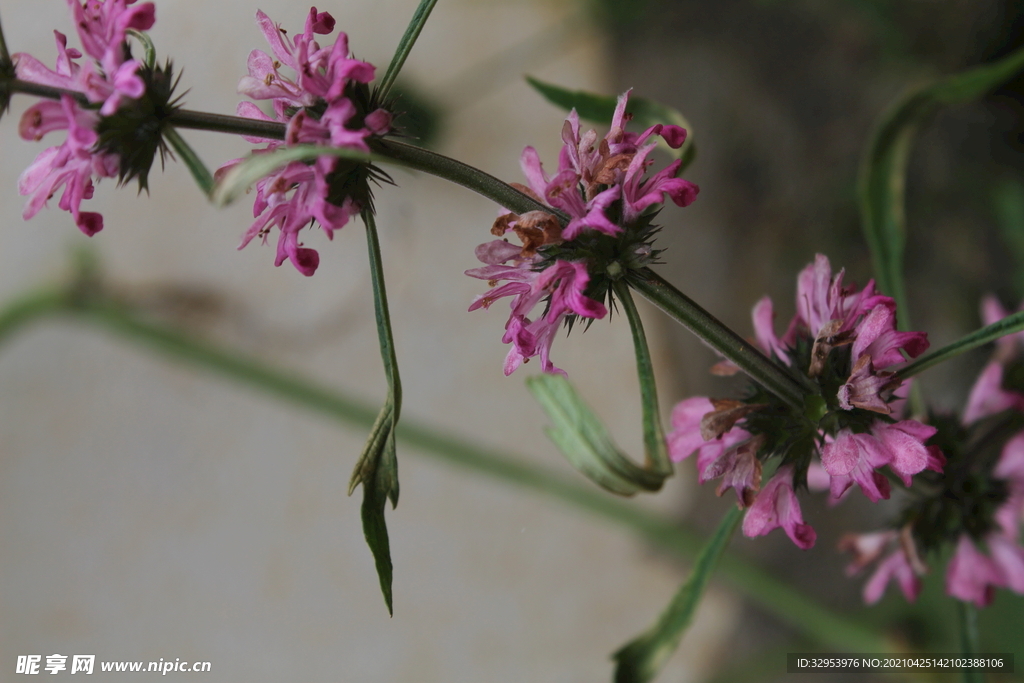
[526,374,666,496]
[346,210,402,616]
[859,44,1024,325]
[524,76,695,166]
[897,310,1024,380]
[613,506,742,683]
[126,29,156,69]
[210,145,382,206]
[375,0,438,101]
[163,127,213,196]
[348,400,399,615]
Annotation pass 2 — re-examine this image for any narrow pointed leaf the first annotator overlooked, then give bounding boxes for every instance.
[525,76,695,165]
[346,210,402,615]
[376,0,438,100]
[126,29,156,69]
[613,506,742,683]
[859,44,1024,323]
[210,145,382,206]
[898,310,1024,379]
[527,373,666,496]
[164,127,214,195]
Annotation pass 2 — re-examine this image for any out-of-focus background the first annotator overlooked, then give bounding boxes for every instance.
[1,0,1023,681]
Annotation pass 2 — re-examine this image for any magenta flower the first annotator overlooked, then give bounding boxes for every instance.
[13,0,156,235]
[666,254,935,549]
[466,236,607,375]
[517,90,698,240]
[469,90,698,375]
[221,7,392,276]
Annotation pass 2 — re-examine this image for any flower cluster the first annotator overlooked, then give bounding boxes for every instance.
[218,8,393,276]
[667,254,935,549]
[14,0,157,235]
[467,90,699,374]
[843,296,1024,606]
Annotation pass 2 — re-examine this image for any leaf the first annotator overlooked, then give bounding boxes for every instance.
[348,400,399,615]
[525,76,695,166]
[375,0,438,101]
[859,44,1024,324]
[526,373,666,496]
[164,127,213,196]
[346,210,402,616]
[210,145,381,206]
[613,506,742,683]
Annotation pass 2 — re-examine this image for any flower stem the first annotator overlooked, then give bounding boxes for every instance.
[167,108,285,140]
[958,601,984,683]
[630,269,809,410]
[614,280,672,477]
[369,138,566,220]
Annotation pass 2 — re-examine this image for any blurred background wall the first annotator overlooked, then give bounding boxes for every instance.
[2,0,1024,681]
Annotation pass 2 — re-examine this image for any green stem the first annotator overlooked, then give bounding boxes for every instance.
[630,269,809,411]
[168,109,285,140]
[369,138,566,220]
[376,0,439,100]
[898,310,1024,380]
[958,601,984,683]
[0,281,887,653]
[164,126,213,195]
[614,280,671,477]
[363,210,402,418]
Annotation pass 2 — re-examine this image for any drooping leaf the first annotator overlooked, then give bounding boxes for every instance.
[210,145,382,206]
[613,506,742,683]
[376,0,438,101]
[525,76,695,166]
[527,373,665,496]
[859,44,1024,325]
[164,127,213,195]
[346,210,402,616]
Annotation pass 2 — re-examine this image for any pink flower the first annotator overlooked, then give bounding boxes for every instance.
[947,535,1005,607]
[666,397,762,506]
[466,239,607,375]
[13,0,156,234]
[222,8,390,276]
[840,529,925,604]
[518,90,698,240]
[742,465,816,549]
[821,421,935,502]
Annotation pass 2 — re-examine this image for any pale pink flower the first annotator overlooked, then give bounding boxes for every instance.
[742,465,816,549]
[840,529,925,604]
[666,397,762,506]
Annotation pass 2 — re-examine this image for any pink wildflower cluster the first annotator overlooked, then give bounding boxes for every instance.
[667,254,934,549]
[468,90,699,375]
[842,296,1024,606]
[14,0,156,235]
[944,299,1024,607]
[218,8,392,277]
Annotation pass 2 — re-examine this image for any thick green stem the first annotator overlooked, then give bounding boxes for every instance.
[614,280,672,477]
[167,109,285,140]
[369,138,566,220]
[0,281,887,653]
[630,269,809,410]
